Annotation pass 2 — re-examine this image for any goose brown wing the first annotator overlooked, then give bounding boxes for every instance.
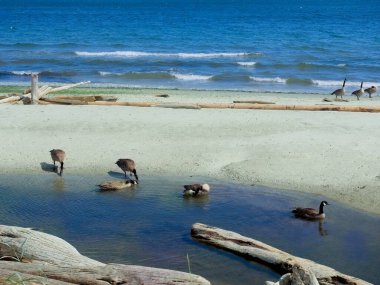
[293,207,318,216]
[183,184,202,191]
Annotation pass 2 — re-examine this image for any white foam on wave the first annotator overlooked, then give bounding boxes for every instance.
[237,62,256,66]
[250,76,287,83]
[171,73,212,81]
[76,51,256,58]
[337,64,347,67]
[98,71,122,76]
[12,71,33,75]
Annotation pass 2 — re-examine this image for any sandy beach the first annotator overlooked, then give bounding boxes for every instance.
[1,88,380,214]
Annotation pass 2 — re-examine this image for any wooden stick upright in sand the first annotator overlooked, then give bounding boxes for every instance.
[30,73,38,104]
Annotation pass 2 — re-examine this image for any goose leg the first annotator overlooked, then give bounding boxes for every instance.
[59,162,64,176]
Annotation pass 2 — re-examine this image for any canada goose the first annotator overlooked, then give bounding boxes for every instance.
[98,180,138,191]
[352,81,364,100]
[364,86,377,98]
[331,78,346,99]
[115,158,139,181]
[292,201,329,220]
[50,149,65,174]
[183,184,210,196]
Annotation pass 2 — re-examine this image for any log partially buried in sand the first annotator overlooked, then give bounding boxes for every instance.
[191,223,372,285]
[0,225,210,285]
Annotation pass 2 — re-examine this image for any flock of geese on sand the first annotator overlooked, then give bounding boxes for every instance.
[331,78,377,100]
[49,149,330,221]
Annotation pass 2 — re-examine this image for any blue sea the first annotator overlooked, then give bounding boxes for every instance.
[1,0,379,94]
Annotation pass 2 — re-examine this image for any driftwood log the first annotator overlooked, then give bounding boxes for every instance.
[233,100,275,104]
[0,225,210,285]
[191,223,372,285]
[53,95,118,102]
[47,100,380,113]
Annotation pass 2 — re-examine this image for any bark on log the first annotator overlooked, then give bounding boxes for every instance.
[197,103,380,113]
[87,101,156,107]
[155,103,201,109]
[0,95,23,104]
[233,100,276,104]
[39,98,89,105]
[191,223,372,285]
[53,95,118,102]
[0,225,210,285]
[47,81,91,93]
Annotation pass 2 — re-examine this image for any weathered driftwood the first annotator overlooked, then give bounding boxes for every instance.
[191,223,372,285]
[197,103,380,113]
[53,95,118,102]
[80,101,380,113]
[40,98,90,105]
[47,81,91,93]
[39,95,118,105]
[30,74,38,104]
[87,101,156,107]
[233,100,275,104]
[0,81,91,104]
[155,103,201,109]
[0,225,210,285]
[266,265,319,285]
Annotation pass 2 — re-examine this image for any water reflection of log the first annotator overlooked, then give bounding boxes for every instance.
[191,223,371,285]
[0,225,211,285]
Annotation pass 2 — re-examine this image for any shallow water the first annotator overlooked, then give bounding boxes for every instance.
[0,173,379,284]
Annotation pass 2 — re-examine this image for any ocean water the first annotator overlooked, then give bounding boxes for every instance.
[0,0,380,93]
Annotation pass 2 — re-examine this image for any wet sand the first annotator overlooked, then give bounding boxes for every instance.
[1,87,380,214]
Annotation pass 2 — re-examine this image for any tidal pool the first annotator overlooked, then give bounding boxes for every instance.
[0,173,379,284]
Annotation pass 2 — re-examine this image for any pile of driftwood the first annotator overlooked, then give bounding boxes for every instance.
[191,223,372,285]
[0,75,117,105]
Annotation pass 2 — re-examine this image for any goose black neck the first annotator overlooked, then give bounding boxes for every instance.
[319,202,325,214]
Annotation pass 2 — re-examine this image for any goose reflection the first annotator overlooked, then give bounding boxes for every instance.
[318,220,328,236]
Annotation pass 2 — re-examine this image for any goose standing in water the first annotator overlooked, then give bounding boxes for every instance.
[50,149,65,175]
[364,86,377,98]
[331,78,346,99]
[116,158,139,182]
[352,81,364,100]
[183,184,210,197]
[292,201,329,220]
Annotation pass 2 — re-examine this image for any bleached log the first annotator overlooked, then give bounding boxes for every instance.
[155,103,201,109]
[30,73,38,104]
[0,225,210,285]
[191,223,372,285]
[53,95,118,102]
[197,103,380,113]
[0,95,23,104]
[87,101,156,107]
[233,100,275,104]
[46,81,91,93]
[39,98,89,105]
